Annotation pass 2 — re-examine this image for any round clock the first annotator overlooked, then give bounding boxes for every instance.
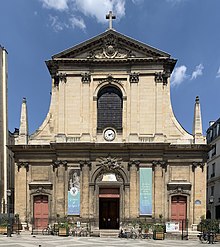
[104,129,116,141]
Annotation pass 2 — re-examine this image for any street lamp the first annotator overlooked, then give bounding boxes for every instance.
[7,189,11,237]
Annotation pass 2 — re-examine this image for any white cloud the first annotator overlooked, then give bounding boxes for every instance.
[40,0,69,11]
[69,16,86,30]
[49,15,65,32]
[170,65,188,87]
[39,0,126,30]
[73,0,125,23]
[191,64,204,80]
[131,0,144,5]
[216,67,220,78]
[166,0,184,4]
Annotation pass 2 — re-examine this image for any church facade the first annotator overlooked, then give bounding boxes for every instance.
[11,26,208,232]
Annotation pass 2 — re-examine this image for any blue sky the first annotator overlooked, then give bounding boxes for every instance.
[1,0,220,135]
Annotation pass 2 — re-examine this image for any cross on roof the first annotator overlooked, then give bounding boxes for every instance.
[106,11,116,30]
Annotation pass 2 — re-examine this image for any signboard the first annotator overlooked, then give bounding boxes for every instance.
[68,169,80,215]
[140,168,152,215]
[166,222,179,232]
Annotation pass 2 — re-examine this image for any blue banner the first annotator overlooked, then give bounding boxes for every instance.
[140,168,152,215]
[68,169,80,215]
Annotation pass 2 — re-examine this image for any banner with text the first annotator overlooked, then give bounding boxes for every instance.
[68,169,80,215]
[140,167,152,215]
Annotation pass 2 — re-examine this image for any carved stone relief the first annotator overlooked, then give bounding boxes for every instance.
[87,35,134,59]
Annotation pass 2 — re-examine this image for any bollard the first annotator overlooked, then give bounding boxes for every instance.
[208,231,214,244]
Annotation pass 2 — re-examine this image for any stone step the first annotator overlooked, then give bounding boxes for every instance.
[99,230,119,238]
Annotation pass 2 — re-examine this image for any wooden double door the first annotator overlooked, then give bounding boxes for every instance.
[171,196,187,229]
[99,198,120,229]
[33,195,49,229]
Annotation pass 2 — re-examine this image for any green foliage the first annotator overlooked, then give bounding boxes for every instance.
[0,216,8,226]
[153,223,165,232]
[59,222,69,229]
[198,219,219,233]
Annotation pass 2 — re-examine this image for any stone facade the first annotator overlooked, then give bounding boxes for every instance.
[10,29,208,231]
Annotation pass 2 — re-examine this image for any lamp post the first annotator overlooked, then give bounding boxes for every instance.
[7,189,11,237]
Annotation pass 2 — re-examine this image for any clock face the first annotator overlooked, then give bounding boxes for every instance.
[104,129,116,141]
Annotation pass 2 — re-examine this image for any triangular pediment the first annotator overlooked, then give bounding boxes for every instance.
[52,29,170,60]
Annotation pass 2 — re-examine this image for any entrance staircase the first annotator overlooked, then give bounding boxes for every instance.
[99,229,119,238]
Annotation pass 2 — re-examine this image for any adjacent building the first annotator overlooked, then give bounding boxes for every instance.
[10,20,208,232]
[206,118,220,219]
[0,46,14,214]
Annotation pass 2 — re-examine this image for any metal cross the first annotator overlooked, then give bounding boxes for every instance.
[106,11,116,30]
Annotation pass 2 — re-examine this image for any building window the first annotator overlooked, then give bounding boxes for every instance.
[211,163,215,178]
[212,144,216,157]
[207,166,209,179]
[211,186,214,196]
[97,86,123,132]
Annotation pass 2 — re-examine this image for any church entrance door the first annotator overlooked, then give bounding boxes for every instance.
[33,195,49,229]
[171,196,187,229]
[99,188,120,229]
[99,198,119,229]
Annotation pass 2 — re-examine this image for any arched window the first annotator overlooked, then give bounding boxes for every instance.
[97,86,122,132]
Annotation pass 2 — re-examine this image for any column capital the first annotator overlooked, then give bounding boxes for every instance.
[192,162,204,172]
[79,160,91,170]
[52,160,68,171]
[128,160,140,170]
[17,162,29,172]
[152,160,167,171]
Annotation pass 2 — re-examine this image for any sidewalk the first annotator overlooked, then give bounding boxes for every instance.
[0,233,217,247]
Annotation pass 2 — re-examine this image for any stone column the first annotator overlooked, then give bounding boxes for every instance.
[80,161,91,218]
[128,160,139,218]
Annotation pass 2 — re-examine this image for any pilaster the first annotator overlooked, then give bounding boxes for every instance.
[15,162,29,223]
[80,161,91,218]
[192,162,206,224]
[128,160,139,218]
